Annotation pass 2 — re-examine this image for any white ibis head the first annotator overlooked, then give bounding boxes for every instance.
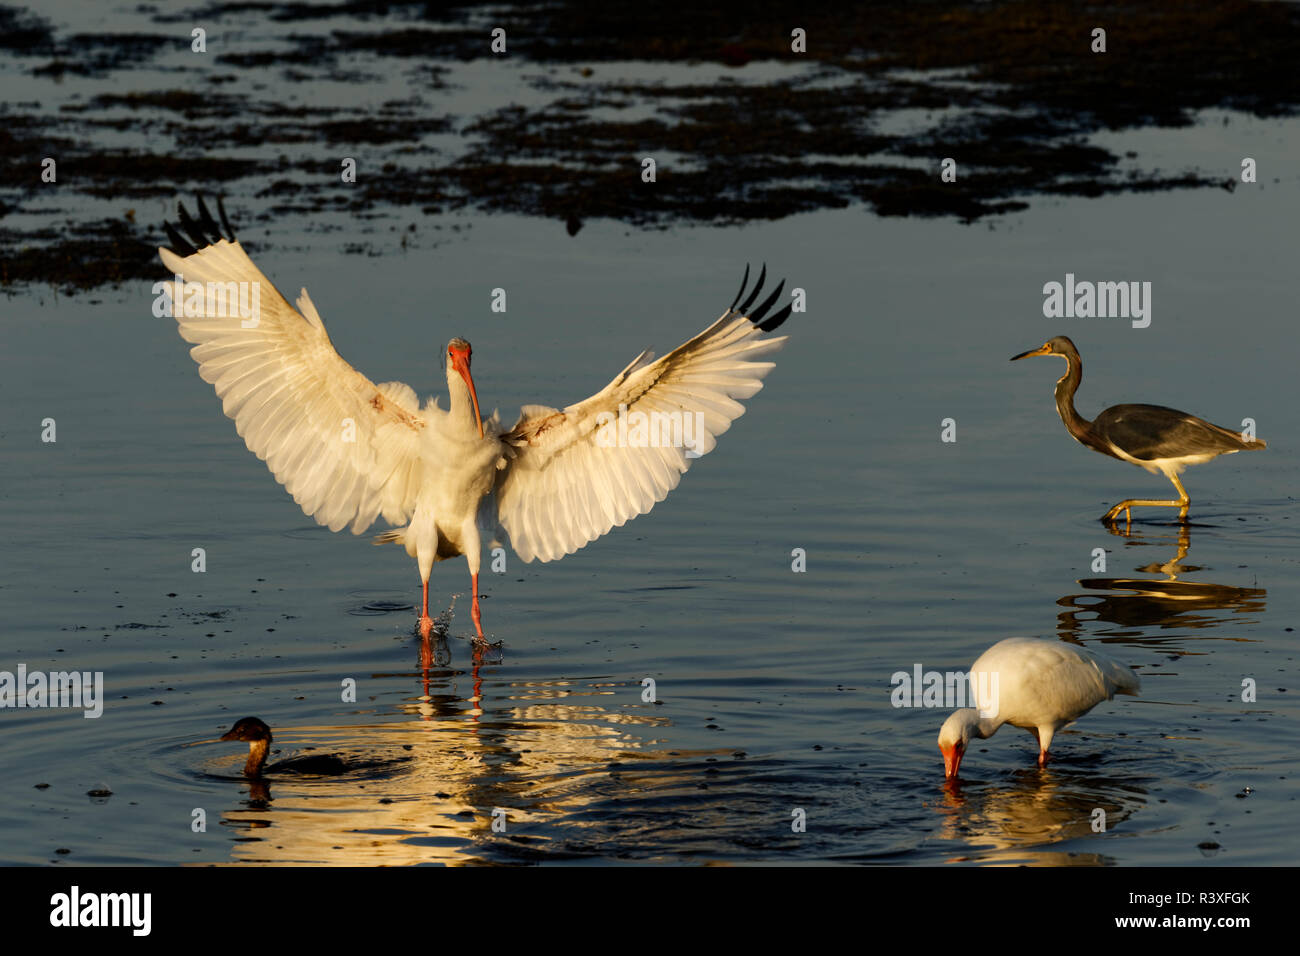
[445,337,483,438]
[938,709,979,779]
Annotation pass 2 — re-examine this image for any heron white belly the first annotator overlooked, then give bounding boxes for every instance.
[1104,442,1227,476]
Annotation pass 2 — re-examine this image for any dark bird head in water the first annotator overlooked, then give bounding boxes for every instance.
[220,716,272,743]
[220,716,275,777]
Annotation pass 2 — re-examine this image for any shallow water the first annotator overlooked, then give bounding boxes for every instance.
[2,8,1298,867]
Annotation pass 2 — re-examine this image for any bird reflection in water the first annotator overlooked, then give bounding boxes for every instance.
[934,771,1140,865]
[1057,524,1266,640]
[210,622,692,865]
[212,661,677,865]
[412,614,501,727]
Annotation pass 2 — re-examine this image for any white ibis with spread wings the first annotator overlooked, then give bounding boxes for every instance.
[159,198,794,641]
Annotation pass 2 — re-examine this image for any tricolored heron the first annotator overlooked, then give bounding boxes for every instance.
[1011,335,1265,523]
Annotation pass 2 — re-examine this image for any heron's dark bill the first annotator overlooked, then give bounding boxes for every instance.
[1010,344,1052,361]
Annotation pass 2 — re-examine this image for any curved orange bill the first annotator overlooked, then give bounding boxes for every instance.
[941,744,963,779]
[449,348,483,438]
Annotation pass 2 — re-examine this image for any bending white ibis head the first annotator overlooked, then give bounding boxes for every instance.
[158,197,794,644]
[1011,335,1265,525]
[938,637,1141,779]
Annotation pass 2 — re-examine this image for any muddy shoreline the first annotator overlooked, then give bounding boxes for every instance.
[1,0,1296,291]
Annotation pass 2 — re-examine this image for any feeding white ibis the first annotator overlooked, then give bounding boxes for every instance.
[1011,335,1266,523]
[937,637,1140,778]
[158,198,794,641]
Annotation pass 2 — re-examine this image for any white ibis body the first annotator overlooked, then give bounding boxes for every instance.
[1011,335,1265,523]
[159,198,794,641]
[938,637,1140,779]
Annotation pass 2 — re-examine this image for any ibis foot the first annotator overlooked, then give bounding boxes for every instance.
[468,572,486,644]
[418,615,435,640]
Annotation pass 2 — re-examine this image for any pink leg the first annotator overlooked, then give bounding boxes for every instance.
[470,572,485,641]
[1034,729,1050,768]
[418,578,434,640]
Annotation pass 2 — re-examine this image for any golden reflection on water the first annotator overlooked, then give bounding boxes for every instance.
[211,636,675,865]
[933,773,1139,866]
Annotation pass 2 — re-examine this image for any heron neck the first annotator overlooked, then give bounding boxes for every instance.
[1053,353,1093,441]
[244,739,269,777]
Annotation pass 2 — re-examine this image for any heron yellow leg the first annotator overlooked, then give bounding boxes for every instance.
[1169,473,1190,520]
[1102,472,1191,523]
[1102,498,1184,523]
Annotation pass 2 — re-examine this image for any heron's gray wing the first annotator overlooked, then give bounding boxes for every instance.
[1095,404,1250,461]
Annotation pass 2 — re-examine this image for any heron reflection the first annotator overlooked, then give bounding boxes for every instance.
[1057,524,1266,640]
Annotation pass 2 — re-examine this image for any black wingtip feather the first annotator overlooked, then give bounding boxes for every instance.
[176,204,210,249]
[164,221,198,258]
[728,263,751,313]
[195,196,222,240]
[726,263,793,332]
[750,279,785,323]
[164,195,236,256]
[738,263,767,314]
[756,303,793,332]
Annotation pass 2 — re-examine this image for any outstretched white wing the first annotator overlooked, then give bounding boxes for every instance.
[490,265,794,563]
[158,198,428,534]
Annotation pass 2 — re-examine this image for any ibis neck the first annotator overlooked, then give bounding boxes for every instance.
[1053,353,1094,442]
[447,367,482,438]
[243,739,270,777]
[963,710,1003,741]
[973,714,1003,740]
[951,708,1003,744]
